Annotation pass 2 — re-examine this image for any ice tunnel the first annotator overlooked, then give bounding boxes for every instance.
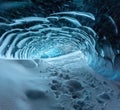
[0,1,120,110]
[0,10,119,80]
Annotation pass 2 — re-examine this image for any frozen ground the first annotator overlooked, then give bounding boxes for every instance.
[0,51,120,110]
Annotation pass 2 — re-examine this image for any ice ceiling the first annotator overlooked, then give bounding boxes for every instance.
[0,12,96,62]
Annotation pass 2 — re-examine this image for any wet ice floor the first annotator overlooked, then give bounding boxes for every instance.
[0,51,120,110]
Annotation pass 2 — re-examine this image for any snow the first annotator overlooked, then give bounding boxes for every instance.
[0,51,120,110]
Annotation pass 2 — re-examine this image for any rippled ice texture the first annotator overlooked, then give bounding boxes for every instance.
[0,12,96,60]
[0,11,119,80]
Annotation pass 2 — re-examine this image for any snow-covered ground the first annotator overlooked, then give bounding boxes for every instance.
[0,51,120,110]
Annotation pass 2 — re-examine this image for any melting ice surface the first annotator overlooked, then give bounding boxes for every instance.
[0,11,118,80]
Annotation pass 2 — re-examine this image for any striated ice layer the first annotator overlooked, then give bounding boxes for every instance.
[0,11,97,64]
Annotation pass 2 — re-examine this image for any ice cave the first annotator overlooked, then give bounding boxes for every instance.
[0,0,120,110]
